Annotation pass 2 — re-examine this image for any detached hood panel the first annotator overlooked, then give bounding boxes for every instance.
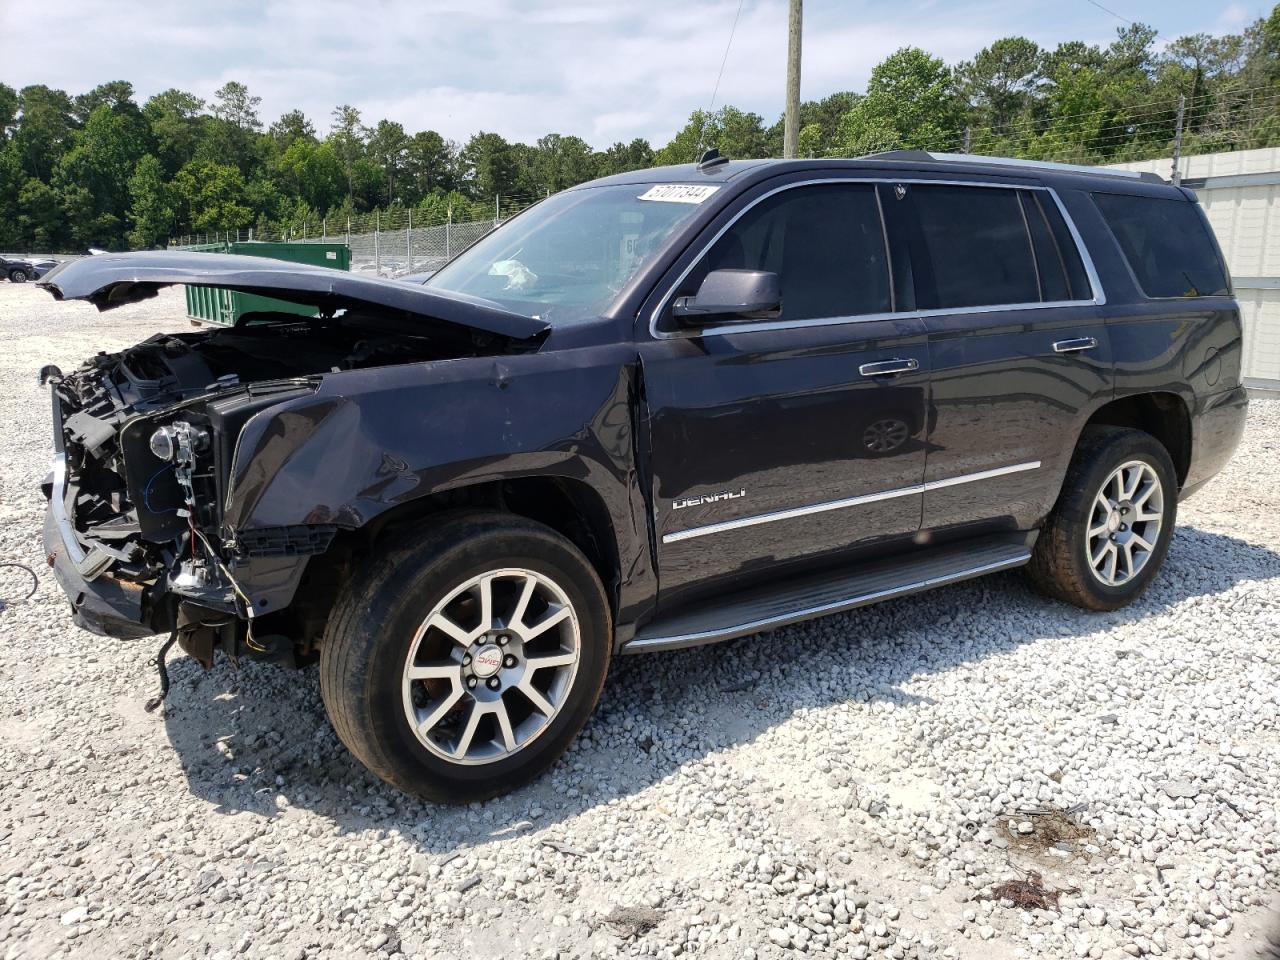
[37,251,550,343]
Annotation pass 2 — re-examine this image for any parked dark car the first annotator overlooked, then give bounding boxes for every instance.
[37,152,1245,801]
[3,255,58,283]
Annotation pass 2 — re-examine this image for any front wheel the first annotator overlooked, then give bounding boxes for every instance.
[320,511,611,802]
[1026,425,1178,611]
[8,268,28,283]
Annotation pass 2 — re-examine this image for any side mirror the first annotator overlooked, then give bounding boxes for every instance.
[672,269,782,324]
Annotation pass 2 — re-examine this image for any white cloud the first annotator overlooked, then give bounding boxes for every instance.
[0,0,1253,149]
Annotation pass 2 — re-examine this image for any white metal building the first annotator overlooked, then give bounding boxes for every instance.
[1108,147,1280,392]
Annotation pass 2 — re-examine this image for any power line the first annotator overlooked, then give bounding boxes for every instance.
[707,0,747,119]
[1083,0,1138,27]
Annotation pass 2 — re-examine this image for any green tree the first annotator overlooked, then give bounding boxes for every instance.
[655,106,772,165]
[56,105,147,232]
[173,159,253,232]
[532,133,597,193]
[270,109,315,149]
[0,83,19,141]
[127,154,175,248]
[143,89,205,176]
[17,177,61,249]
[459,131,520,198]
[276,139,345,211]
[836,48,963,154]
[13,85,75,181]
[956,37,1043,134]
[328,104,366,200]
[366,119,409,204]
[403,130,454,199]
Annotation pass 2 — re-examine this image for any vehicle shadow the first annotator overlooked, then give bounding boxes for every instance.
[160,524,1280,854]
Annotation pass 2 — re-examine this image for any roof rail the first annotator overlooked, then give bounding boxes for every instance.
[862,150,1167,185]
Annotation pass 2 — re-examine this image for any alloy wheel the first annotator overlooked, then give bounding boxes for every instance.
[1086,459,1164,587]
[401,568,580,765]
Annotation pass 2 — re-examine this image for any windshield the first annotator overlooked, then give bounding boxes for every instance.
[425,184,714,324]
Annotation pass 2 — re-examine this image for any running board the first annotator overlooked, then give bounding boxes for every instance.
[624,535,1033,654]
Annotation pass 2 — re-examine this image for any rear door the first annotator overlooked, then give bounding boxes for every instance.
[640,179,930,610]
[893,180,1113,533]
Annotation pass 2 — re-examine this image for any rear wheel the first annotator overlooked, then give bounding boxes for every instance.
[1026,426,1177,610]
[320,511,611,802]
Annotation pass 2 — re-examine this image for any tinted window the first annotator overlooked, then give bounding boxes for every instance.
[908,185,1039,309]
[1021,192,1092,302]
[693,183,891,322]
[1093,193,1229,298]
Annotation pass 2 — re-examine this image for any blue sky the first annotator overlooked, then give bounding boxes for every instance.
[0,0,1263,147]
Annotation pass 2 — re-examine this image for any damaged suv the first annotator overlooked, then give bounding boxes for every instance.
[39,151,1245,801]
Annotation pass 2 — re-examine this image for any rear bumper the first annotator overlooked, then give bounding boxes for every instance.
[43,489,158,640]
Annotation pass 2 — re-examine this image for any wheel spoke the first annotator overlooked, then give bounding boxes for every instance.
[476,575,495,633]
[1088,520,1110,539]
[525,650,576,671]
[1130,532,1155,554]
[406,661,459,681]
[428,612,472,647]
[452,701,485,759]
[1120,541,1135,580]
[1122,466,1142,500]
[523,604,571,641]
[510,574,537,630]
[518,681,556,717]
[1103,543,1118,583]
[417,684,464,734]
[1090,539,1112,566]
[493,699,517,752]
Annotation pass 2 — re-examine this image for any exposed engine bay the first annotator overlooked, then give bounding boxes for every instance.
[45,310,509,657]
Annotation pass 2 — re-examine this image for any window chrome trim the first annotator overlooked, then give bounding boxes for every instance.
[662,460,1041,544]
[647,176,1106,341]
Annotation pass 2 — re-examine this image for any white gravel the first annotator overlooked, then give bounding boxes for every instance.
[0,282,1277,960]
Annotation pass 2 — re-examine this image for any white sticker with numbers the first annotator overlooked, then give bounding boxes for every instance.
[638,184,720,204]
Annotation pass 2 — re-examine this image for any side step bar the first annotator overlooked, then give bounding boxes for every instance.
[623,535,1033,654]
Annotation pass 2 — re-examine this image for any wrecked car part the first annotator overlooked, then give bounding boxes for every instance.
[143,631,179,713]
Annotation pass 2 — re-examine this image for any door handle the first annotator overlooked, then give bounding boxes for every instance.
[859,358,919,377]
[1053,337,1098,354]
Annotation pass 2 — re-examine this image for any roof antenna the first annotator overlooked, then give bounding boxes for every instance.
[698,148,729,171]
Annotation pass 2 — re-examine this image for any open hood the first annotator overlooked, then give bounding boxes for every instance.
[37,250,550,343]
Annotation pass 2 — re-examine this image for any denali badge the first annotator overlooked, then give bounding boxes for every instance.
[672,490,746,511]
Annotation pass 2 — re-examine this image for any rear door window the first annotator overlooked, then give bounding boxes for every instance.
[905,184,1040,309]
[1092,193,1230,298]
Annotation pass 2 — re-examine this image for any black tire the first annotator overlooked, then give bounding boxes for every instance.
[8,268,28,283]
[1026,425,1178,611]
[320,511,611,802]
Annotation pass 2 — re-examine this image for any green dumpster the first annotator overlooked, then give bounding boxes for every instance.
[183,240,351,326]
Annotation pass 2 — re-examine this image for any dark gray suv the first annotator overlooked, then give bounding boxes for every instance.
[37,151,1244,801]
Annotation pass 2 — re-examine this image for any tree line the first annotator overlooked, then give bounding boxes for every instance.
[2,7,1278,253]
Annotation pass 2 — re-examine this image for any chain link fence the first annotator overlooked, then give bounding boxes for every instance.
[169,211,521,278]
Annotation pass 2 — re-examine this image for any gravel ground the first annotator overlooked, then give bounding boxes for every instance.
[0,282,1277,960]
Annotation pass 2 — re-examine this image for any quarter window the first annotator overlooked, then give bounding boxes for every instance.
[1092,192,1230,299]
[690,183,892,323]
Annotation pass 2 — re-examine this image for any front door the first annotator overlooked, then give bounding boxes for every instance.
[640,180,930,611]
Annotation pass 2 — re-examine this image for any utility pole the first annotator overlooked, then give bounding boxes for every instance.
[783,0,802,159]
[1171,94,1187,186]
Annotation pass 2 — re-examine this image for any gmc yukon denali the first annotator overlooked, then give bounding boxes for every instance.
[38,151,1246,801]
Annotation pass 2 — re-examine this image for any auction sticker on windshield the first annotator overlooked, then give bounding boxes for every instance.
[638,184,720,203]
